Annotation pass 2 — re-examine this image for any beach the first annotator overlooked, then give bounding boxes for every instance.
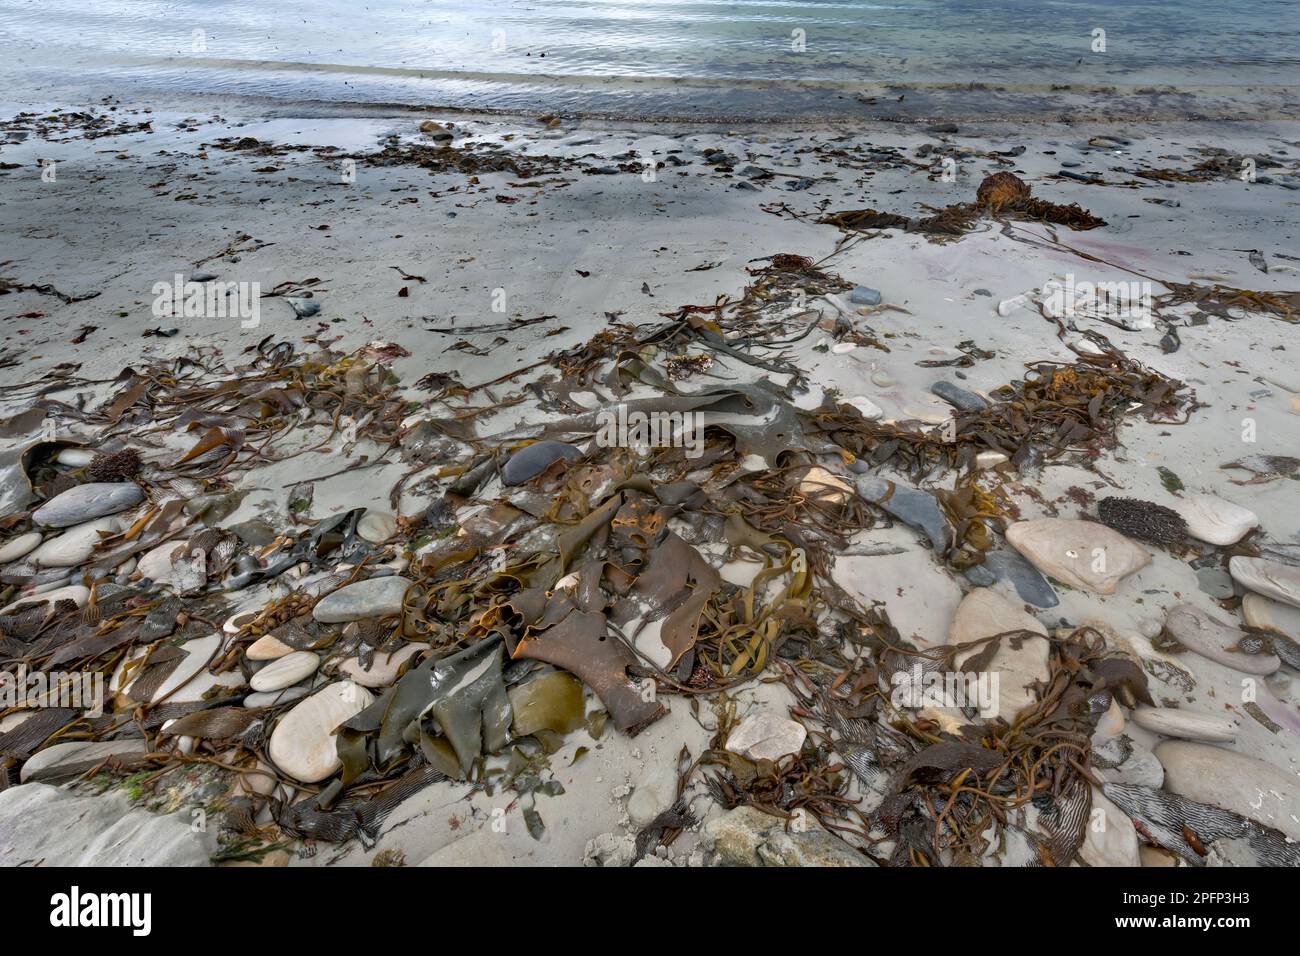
[2,97,1298,867]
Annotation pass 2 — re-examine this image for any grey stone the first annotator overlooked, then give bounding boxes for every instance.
[849,285,882,306]
[964,549,1059,607]
[1196,567,1236,599]
[930,380,989,412]
[501,440,581,486]
[313,576,413,623]
[855,477,949,552]
[31,482,144,528]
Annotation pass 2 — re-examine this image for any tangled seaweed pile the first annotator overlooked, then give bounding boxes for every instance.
[1,233,1295,867]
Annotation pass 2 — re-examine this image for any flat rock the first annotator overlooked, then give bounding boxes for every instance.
[0,531,42,564]
[312,575,412,623]
[798,466,852,505]
[845,396,883,420]
[948,589,1050,722]
[250,651,319,692]
[1006,518,1151,594]
[501,440,581,486]
[855,476,949,552]
[1229,556,1300,609]
[338,644,422,688]
[1165,603,1279,675]
[243,686,310,709]
[1078,786,1140,867]
[268,680,374,783]
[0,584,90,615]
[931,380,989,412]
[1155,740,1300,840]
[30,515,123,567]
[357,510,397,543]
[19,739,148,784]
[1242,592,1300,642]
[964,548,1059,607]
[1131,707,1237,743]
[32,481,144,528]
[726,713,807,762]
[1195,567,1235,599]
[1173,494,1259,546]
[0,783,210,865]
[247,634,294,661]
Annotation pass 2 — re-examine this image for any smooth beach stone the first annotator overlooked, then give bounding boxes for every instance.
[19,740,148,783]
[1155,740,1300,841]
[356,510,397,543]
[1093,699,1125,742]
[930,380,989,412]
[1164,603,1279,675]
[1093,735,1164,789]
[246,634,294,660]
[0,531,42,563]
[1229,556,1300,609]
[948,589,1050,722]
[312,575,413,623]
[29,515,123,567]
[846,396,883,420]
[1079,787,1140,867]
[135,540,184,586]
[1132,707,1237,743]
[1173,494,1259,546]
[964,548,1059,608]
[726,713,807,762]
[855,476,949,552]
[0,584,90,615]
[1242,592,1300,642]
[250,650,319,692]
[870,371,895,388]
[831,341,856,354]
[1005,518,1151,594]
[338,644,422,688]
[55,448,96,467]
[798,466,852,504]
[975,450,1009,470]
[268,680,375,783]
[501,440,581,486]
[242,686,310,709]
[128,634,224,704]
[31,481,144,528]
[849,285,882,306]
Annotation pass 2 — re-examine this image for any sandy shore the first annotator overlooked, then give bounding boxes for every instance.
[1,102,1299,866]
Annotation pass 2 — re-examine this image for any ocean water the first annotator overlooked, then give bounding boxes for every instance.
[0,0,1297,120]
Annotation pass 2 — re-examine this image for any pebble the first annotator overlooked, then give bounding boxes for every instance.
[0,584,90,615]
[1228,555,1300,609]
[1155,740,1300,840]
[964,548,1059,607]
[1242,592,1300,642]
[312,576,413,623]
[288,297,320,318]
[975,450,1009,470]
[725,713,807,762]
[268,680,374,783]
[0,531,42,563]
[31,481,144,528]
[1005,518,1151,594]
[19,740,147,784]
[1078,786,1140,867]
[1173,494,1259,546]
[54,448,96,467]
[830,341,856,354]
[848,285,882,306]
[501,440,581,486]
[626,766,678,827]
[29,515,123,567]
[798,466,853,505]
[247,634,294,660]
[243,686,310,709]
[846,396,883,420]
[357,510,397,543]
[250,651,320,692]
[948,590,1050,722]
[1164,603,1279,675]
[1131,707,1236,743]
[870,371,895,388]
[1195,567,1236,600]
[930,380,989,412]
[338,644,422,688]
[855,476,949,552]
